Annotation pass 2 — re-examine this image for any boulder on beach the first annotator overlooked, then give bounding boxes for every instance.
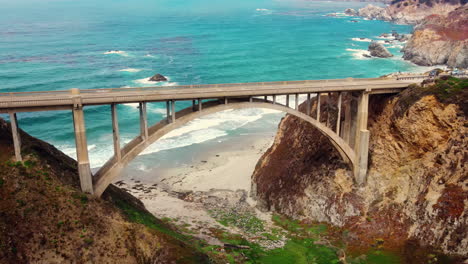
[368,41,393,58]
[149,74,168,82]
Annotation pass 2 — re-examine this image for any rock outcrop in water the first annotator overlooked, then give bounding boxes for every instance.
[347,1,467,68]
[149,73,168,82]
[368,41,394,57]
[345,8,358,16]
[402,6,468,68]
[252,78,468,260]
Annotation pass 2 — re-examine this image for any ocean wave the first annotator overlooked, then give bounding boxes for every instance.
[141,108,282,155]
[141,128,227,155]
[119,68,142,73]
[387,44,404,49]
[376,35,395,40]
[256,8,270,11]
[351,38,372,42]
[103,50,129,57]
[346,48,370,60]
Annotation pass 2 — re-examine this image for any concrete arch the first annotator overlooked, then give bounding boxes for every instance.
[93,99,356,196]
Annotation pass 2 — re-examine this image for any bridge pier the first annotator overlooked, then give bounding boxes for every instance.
[316,93,321,122]
[72,105,93,194]
[111,104,121,161]
[354,90,370,185]
[336,92,342,135]
[139,102,148,140]
[71,88,93,194]
[8,111,22,162]
[166,101,171,123]
[341,95,351,144]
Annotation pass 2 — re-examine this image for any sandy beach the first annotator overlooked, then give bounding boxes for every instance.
[114,133,281,245]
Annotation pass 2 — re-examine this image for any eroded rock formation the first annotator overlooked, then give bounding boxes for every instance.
[368,41,394,57]
[252,83,467,258]
[402,6,468,68]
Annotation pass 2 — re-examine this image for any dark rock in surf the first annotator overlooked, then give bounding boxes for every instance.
[149,74,168,82]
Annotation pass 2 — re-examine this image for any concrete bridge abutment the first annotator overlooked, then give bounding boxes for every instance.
[71,88,94,194]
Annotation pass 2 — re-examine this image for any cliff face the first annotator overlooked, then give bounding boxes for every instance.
[252,79,467,258]
[402,6,468,68]
[355,0,465,24]
[386,0,464,24]
[0,119,208,263]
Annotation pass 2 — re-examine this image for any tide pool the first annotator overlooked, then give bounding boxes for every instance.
[0,0,423,170]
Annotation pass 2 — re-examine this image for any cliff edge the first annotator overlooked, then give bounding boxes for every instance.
[0,118,209,263]
[252,77,467,261]
[402,6,468,68]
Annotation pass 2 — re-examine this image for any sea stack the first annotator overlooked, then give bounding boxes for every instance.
[149,73,168,82]
[368,41,393,58]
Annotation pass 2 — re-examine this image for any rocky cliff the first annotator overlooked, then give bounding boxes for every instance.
[0,118,209,263]
[252,77,467,261]
[352,0,465,24]
[402,6,468,68]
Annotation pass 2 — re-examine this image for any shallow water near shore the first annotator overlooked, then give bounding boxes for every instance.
[0,0,428,172]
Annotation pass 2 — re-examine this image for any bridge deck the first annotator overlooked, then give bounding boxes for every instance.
[0,77,419,113]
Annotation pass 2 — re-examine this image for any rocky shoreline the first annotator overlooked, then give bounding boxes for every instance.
[343,1,467,68]
[112,135,288,248]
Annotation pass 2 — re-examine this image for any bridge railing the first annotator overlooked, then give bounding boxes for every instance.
[0,77,395,98]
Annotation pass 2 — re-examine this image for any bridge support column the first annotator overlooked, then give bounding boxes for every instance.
[171,100,176,123]
[336,92,342,135]
[354,90,370,185]
[286,94,290,107]
[8,111,22,162]
[111,104,121,161]
[316,93,321,122]
[306,93,311,116]
[72,105,93,194]
[342,96,351,144]
[139,102,148,140]
[166,101,171,123]
[295,94,299,110]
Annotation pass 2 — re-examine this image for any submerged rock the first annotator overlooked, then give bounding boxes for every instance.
[368,41,393,58]
[149,73,168,82]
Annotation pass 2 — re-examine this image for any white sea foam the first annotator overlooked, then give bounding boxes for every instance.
[119,68,142,73]
[346,48,370,60]
[256,8,270,11]
[141,108,283,156]
[387,44,404,49]
[351,37,372,42]
[103,50,129,57]
[134,77,154,85]
[123,103,140,109]
[376,35,395,40]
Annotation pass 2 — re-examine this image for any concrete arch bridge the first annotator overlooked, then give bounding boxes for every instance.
[0,77,421,196]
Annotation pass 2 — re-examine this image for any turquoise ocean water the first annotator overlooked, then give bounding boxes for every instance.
[0,0,424,172]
